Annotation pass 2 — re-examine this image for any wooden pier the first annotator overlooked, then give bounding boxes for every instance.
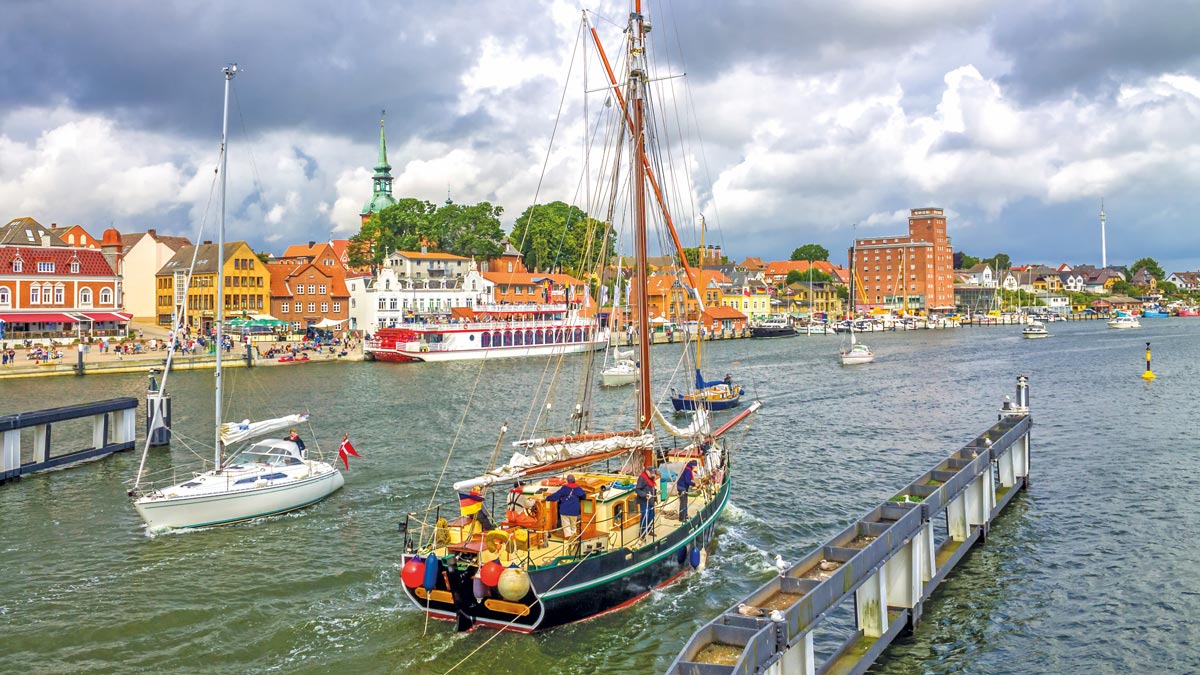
[0,398,139,483]
[667,376,1032,675]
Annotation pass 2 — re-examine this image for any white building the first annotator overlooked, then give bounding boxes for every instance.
[347,256,495,333]
[963,263,996,287]
[120,229,192,320]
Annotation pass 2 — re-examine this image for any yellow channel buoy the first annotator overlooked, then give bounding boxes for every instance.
[1142,342,1156,380]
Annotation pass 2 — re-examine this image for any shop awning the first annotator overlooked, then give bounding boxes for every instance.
[79,312,133,322]
[0,312,79,323]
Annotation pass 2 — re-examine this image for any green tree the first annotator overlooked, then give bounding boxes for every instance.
[790,244,829,262]
[983,253,1011,271]
[959,253,979,269]
[787,268,833,285]
[682,247,700,267]
[433,201,505,260]
[510,201,616,275]
[1129,257,1165,283]
[1110,279,1133,296]
[347,198,438,267]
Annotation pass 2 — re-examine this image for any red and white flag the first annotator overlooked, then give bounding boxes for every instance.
[337,434,361,470]
[743,286,751,298]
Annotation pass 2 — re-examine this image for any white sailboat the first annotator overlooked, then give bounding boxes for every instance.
[840,236,874,365]
[600,264,639,386]
[129,65,344,531]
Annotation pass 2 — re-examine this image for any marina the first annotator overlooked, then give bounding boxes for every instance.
[2,319,1199,673]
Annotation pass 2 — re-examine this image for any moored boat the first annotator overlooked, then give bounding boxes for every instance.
[365,304,607,363]
[1107,314,1141,329]
[1022,320,1050,339]
[750,317,797,338]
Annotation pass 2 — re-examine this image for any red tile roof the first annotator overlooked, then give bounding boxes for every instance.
[0,246,115,275]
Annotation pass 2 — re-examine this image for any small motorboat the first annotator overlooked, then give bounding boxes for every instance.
[1022,320,1050,339]
[1107,314,1141,329]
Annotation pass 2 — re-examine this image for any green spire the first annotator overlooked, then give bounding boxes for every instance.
[362,112,397,216]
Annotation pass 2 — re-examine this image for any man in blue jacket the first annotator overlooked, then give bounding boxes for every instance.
[547,475,587,540]
[676,460,697,520]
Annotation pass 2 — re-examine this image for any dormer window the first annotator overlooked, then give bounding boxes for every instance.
[70,261,80,273]
[12,259,21,272]
[38,262,55,273]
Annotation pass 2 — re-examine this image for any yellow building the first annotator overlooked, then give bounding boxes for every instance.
[155,241,271,332]
[721,284,772,319]
[786,281,844,316]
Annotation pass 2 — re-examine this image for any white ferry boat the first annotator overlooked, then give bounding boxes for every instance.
[364,303,608,362]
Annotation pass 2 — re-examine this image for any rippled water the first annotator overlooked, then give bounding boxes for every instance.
[2,320,1198,674]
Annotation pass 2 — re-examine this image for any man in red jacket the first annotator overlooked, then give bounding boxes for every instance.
[635,467,659,539]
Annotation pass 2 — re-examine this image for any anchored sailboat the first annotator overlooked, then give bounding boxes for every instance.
[398,6,760,632]
[128,65,344,531]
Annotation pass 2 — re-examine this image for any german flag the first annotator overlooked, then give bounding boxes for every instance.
[459,489,485,517]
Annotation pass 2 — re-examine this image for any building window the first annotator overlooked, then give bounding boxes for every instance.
[70,261,80,273]
[31,286,41,304]
[80,288,93,306]
[333,301,341,313]
[54,286,64,304]
[0,287,8,307]
[281,302,290,313]
[37,261,54,273]
[307,302,316,313]
[13,260,21,272]
[319,284,327,295]
[320,302,328,313]
[100,288,112,304]
[307,284,315,294]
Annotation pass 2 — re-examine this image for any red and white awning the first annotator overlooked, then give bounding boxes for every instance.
[0,312,80,323]
[78,312,133,323]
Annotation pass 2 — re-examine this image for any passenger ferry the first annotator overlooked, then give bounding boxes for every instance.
[364,303,608,362]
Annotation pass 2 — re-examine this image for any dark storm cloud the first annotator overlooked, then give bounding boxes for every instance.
[0,0,563,143]
[991,0,1200,102]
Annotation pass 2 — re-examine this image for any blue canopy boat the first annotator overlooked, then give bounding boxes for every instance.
[670,368,744,412]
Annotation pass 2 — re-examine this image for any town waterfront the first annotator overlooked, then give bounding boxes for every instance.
[2,320,1198,674]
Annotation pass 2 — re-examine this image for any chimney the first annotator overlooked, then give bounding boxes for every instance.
[308,240,316,248]
[51,223,58,230]
[147,228,157,238]
[41,233,51,247]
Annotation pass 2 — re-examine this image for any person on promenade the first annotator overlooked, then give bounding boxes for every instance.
[635,467,659,539]
[547,474,587,540]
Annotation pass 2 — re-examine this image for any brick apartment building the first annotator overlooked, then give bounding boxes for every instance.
[849,207,955,313]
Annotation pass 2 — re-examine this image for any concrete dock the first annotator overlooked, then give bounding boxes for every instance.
[667,376,1032,675]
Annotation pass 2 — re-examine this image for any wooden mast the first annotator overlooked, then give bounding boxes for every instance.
[632,5,651,429]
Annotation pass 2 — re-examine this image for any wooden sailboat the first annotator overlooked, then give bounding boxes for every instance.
[398,6,760,632]
[128,65,344,531]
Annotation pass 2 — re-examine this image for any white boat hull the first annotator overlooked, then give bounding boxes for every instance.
[133,464,344,531]
[601,369,638,386]
[1107,319,1140,329]
[1022,332,1049,339]
[378,338,607,362]
[840,353,875,365]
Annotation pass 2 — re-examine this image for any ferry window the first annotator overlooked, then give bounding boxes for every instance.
[514,330,523,346]
[525,329,533,343]
[492,330,501,345]
[504,331,513,346]
[573,328,582,342]
[535,329,543,344]
[481,332,491,348]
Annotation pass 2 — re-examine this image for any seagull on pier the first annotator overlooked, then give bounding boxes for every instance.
[737,603,764,617]
[773,554,789,576]
[769,609,785,623]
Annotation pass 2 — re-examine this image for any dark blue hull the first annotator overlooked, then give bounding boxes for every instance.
[670,392,742,412]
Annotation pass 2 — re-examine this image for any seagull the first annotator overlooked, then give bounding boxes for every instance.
[773,554,789,576]
[768,609,785,623]
[737,603,764,617]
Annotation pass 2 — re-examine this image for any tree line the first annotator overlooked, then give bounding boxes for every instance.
[348,199,615,276]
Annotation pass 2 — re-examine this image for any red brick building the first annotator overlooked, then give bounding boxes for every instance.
[0,243,127,340]
[849,207,954,313]
[267,242,351,331]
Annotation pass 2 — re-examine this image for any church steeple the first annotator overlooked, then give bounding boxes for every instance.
[361,111,398,222]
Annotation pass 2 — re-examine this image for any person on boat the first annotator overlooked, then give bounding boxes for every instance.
[285,429,306,455]
[676,460,697,520]
[723,373,733,388]
[505,481,538,528]
[547,475,586,540]
[635,467,659,539]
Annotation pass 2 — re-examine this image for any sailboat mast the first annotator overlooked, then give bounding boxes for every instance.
[215,64,236,468]
[631,7,651,430]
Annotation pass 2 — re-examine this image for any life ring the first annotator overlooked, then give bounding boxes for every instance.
[420,345,429,353]
[485,529,510,552]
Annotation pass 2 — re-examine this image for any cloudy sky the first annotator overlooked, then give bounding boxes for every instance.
[3,0,1200,271]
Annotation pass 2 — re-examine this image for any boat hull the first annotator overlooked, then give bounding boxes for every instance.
[400,473,730,631]
[368,338,607,363]
[670,392,742,411]
[600,370,638,387]
[840,354,874,365]
[1022,332,1049,339]
[1107,319,1140,329]
[133,467,344,531]
[750,326,797,338]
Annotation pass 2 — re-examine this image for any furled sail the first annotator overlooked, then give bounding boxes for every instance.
[219,413,310,445]
[452,432,654,491]
[653,406,709,438]
[614,348,635,360]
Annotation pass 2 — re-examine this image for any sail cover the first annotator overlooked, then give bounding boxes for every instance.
[695,368,725,390]
[614,348,635,360]
[220,413,310,445]
[653,406,709,438]
[452,432,654,491]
